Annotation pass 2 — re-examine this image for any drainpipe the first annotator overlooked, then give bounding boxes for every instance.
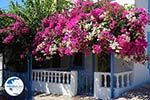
[110,53,115,98]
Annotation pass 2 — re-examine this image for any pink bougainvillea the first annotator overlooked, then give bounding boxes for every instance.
[33,0,149,62]
[0,14,30,59]
[0,14,29,44]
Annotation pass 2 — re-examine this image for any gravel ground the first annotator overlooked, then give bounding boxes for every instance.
[34,83,150,100]
[116,83,150,100]
[34,94,96,100]
[0,83,149,100]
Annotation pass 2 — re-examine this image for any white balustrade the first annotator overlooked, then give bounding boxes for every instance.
[114,71,133,88]
[32,69,78,96]
[96,71,133,88]
[99,72,111,87]
[94,71,133,100]
[32,70,72,84]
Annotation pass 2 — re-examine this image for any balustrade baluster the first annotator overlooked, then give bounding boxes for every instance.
[54,72,57,83]
[104,75,107,87]
[121,75,124,87]
[63,73,65,84]
[47,72,49,82]
[34,72,37,81]
[116,75,119,88]
[66,73,69,84]
[58,73,61,83]
[51,72,53,82]
[37,72,39,81]
[44,72,46,82]
[127,73,130,86]
[39,72,43,81]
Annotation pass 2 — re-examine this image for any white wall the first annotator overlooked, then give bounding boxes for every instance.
[115,58,133,73]
[133,0,150,85]
[135,0,148,11]
[133,63,150,86]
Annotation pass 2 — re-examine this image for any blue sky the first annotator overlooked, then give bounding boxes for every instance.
[0,0,22,9]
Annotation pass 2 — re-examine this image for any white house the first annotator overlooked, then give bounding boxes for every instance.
[32,0,150,100]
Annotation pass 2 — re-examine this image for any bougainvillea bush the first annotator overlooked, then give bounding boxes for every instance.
[33,0,149,62]
[0,0,73,71]
[0,14,30,70]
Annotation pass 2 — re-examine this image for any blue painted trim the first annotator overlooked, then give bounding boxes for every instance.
[92,54,96,92]
[27,52,32,100]
[69,56,73,70]
[147,32,150,74]
[92,54,96,72]
[82,53,85,68]
[2,53,4,85]
[110,53,115,98]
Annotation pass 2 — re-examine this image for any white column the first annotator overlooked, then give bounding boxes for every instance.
[70,71,78,96]
[0,53,3,87]
[94,72,101,98]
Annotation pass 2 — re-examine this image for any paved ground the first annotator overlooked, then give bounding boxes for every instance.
[116,83,150,100]
[34,94,96,100]
[34,83,150,100]
[0,83,150,100]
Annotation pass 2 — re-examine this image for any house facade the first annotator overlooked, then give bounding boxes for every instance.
[32,0,150,100]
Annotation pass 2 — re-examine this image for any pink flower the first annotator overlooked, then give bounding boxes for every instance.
[92,44,102,54]
[3,34,14,44]
[49,22,55,29]
[42,18,50,27]
[109,20,115,29]
[122,11,129,18]
[32,50,37,55]
[20,54,25,59]
[67,17,80,29]
[91,8,104,18]
[121,28,127,33]
[44,44,50,55]
[21,27,29,34]
[64,48,73,55]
